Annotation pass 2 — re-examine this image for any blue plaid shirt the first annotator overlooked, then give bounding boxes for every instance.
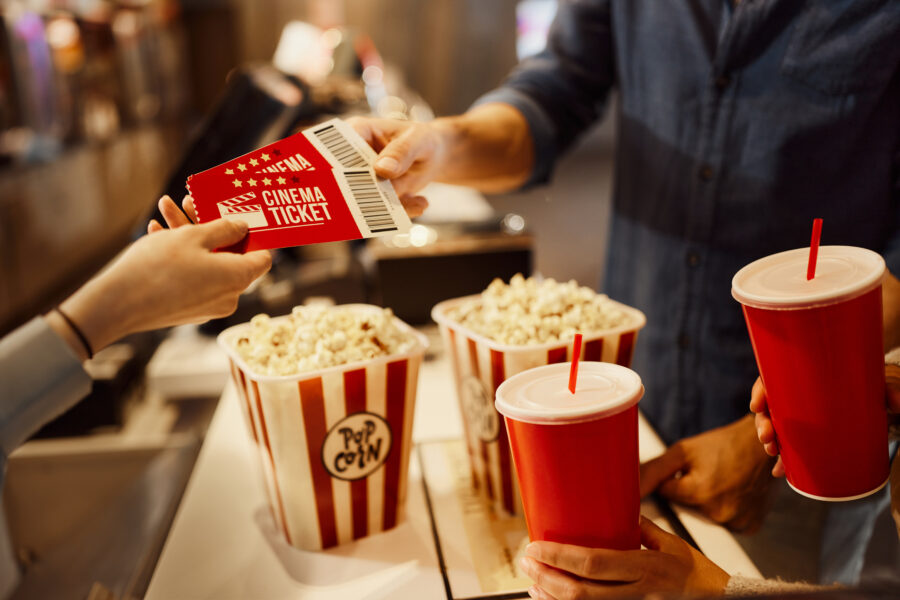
[479,0,900,444]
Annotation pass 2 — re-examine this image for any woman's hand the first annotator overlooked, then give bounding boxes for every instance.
[54,201,271,359]
[519,517,730,599]
[147,194,198,232]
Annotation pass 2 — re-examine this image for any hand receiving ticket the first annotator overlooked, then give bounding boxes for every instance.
[186,119,411,252]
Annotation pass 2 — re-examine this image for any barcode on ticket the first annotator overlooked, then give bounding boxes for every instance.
[312,124,369,168]
[344,170,398,234]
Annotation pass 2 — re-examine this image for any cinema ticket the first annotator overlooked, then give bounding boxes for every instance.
[187,119,411,252]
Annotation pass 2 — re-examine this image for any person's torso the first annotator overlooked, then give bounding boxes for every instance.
[601,0,900,441]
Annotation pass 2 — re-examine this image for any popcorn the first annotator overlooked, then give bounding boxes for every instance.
[445,273,631,345]
[231,306,415,376]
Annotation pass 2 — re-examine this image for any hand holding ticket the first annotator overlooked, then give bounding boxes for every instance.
[186,119,412,252]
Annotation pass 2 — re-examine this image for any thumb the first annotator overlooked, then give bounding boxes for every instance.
[242,250,273,279]
[374,128,421,178]
[198,218,249,250]
[639,516,682,553]
[640,445,688,498]
[749,377,767,414]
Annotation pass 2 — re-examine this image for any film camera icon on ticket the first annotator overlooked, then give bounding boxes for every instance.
[217,192,269,229]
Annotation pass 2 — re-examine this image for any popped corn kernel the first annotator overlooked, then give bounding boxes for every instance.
[445,274,631,346]
[232,306,415,376]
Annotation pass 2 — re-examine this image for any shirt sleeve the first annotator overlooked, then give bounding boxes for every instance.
[0,317,92,459]
[472,0,615,187]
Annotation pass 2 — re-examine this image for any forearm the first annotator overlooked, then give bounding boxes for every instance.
[433,103,535,194]
[54,267,136,357]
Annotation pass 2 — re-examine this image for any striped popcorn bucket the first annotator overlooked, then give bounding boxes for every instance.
[219,306,428,551]
[431,295,646,516]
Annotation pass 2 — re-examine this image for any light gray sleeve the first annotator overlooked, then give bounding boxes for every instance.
[0,317,92,459]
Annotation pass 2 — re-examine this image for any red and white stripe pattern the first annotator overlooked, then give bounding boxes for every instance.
[218,192,257,209]
[437,313,640,517]
[226,357,421,550]
[221,204,264,215]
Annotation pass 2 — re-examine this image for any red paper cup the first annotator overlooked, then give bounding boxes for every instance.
[733,246,889,501]
[495,362,643,549]
[219,305,428,550]
[432,295,646,516]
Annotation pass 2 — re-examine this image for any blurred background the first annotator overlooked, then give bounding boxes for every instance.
[0,0,616,339]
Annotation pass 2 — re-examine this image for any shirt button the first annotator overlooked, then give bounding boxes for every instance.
[714,75,730,90]
[698,165,714,181]
[687,252,700,267]
[678,333,690,349]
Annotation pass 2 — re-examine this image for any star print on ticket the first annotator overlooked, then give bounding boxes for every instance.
[186,119,411,252]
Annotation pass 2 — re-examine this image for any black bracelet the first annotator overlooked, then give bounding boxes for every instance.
[55,307,93,359]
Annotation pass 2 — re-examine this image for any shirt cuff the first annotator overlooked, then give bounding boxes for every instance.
[471,87,559,189]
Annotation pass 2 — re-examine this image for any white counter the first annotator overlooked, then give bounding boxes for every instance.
[145,351,759,599]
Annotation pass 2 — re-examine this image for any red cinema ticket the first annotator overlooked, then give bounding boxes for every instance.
[189,166,410,252]
[187,118,375,188]
[186,119,410,252]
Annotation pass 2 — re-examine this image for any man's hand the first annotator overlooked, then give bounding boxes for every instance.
[751,368,900,479]
[519,516,730,599]
[348,104,536,208]
[749,378,786,477]
[639,415,776,532]
[347,117,448,218]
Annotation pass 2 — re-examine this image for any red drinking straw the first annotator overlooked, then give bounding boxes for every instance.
[568,333,584,394]
[807,218,823,280]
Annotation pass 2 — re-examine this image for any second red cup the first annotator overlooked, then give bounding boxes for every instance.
[733,246,889,500]
[495,362,643,549]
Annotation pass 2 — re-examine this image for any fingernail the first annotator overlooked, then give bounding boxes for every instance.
[519,556,531,572]
[524,542,537,557]
[375,156,400,174]
[528,586,540,599]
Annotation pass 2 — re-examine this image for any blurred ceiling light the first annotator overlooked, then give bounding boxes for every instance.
[112,10,140,37]
[376,95,407,119]
[502,213,526,234]
[322,27,343,49]
[46,16,85,73]
[409,224,437,247]
[362,65,383,86]
[273,21,331,85]
[391,233,411,248]
[46,17,79,49]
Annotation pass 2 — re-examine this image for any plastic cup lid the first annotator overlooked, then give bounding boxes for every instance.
[495,362,643,425]
[731,246,885,310]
